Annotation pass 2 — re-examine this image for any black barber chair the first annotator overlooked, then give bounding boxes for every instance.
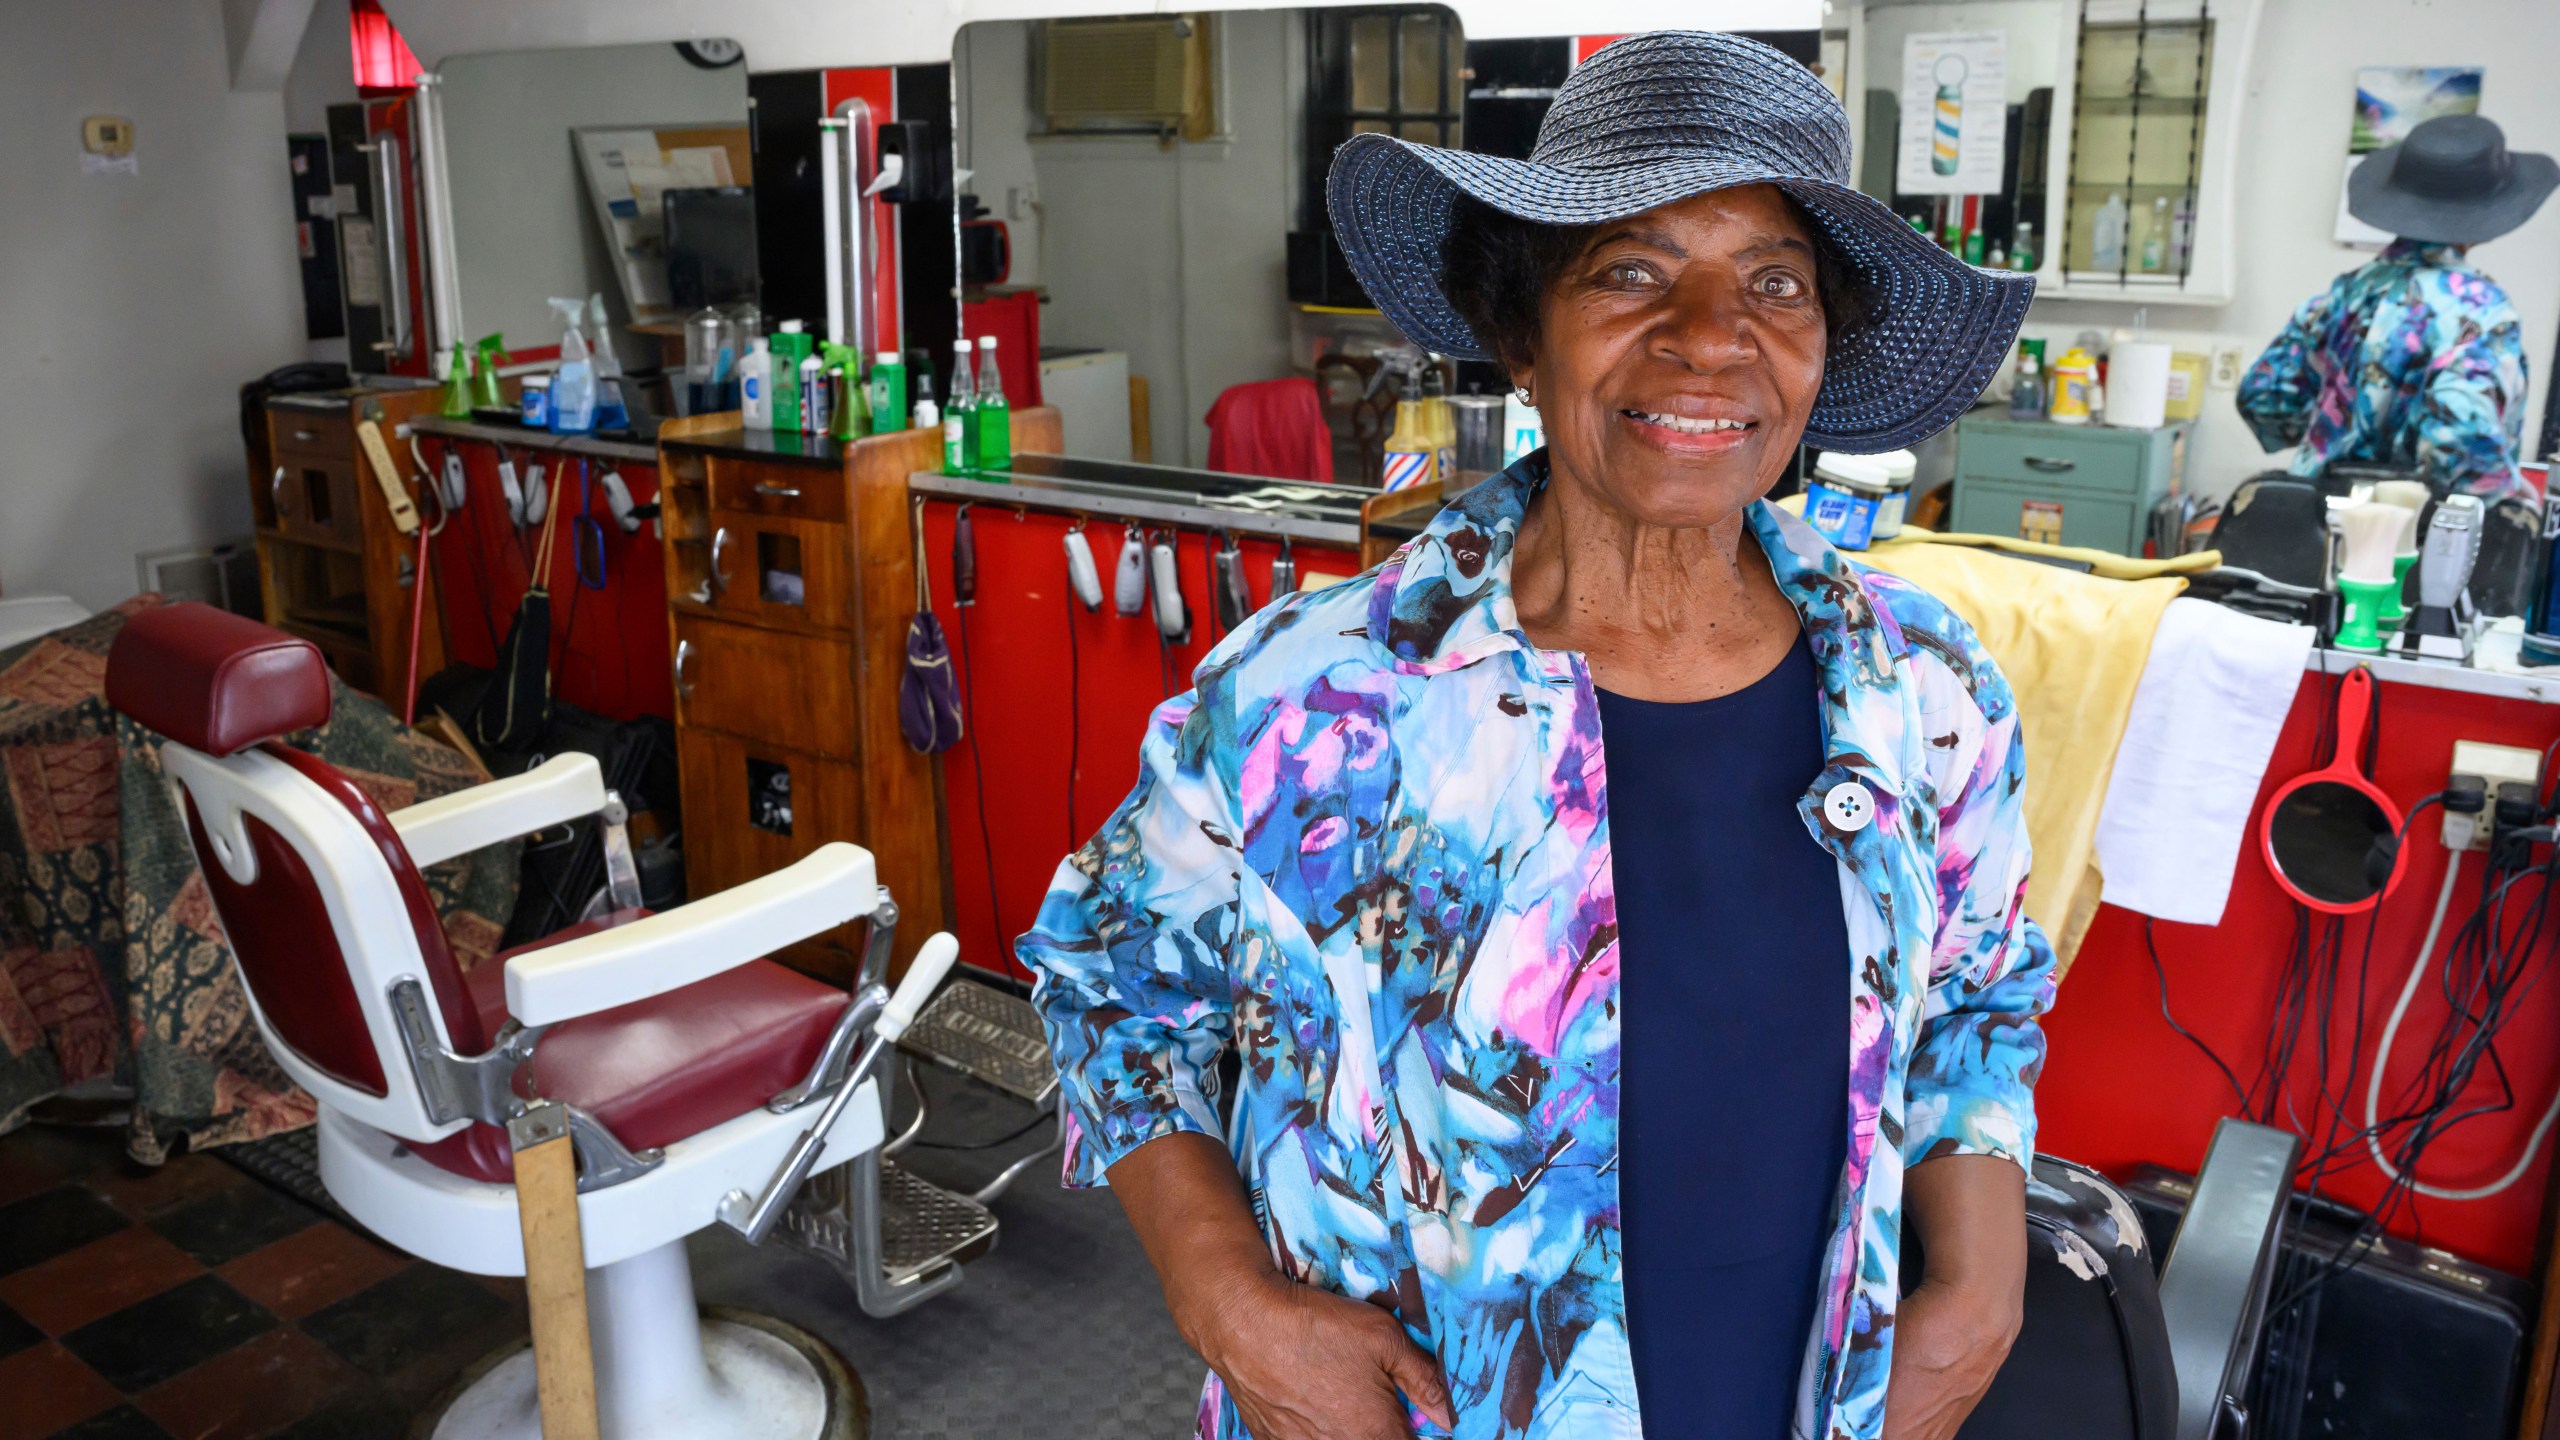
[1912,1120,2302,1440]
[2207,475,2329,589]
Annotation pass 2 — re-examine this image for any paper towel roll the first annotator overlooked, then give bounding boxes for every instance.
[2105,341,2174,429]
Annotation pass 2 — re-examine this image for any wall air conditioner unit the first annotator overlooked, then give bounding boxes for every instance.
[1039,16,1206,134]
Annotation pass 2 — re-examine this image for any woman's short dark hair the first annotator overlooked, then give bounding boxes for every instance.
[1438,191,1876,371]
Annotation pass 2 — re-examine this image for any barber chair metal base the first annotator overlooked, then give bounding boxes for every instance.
[429,1249,863,1440]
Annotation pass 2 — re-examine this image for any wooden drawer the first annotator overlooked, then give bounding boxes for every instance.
[267,452,364,551]
[676,726,870,984]
[702,508,852,632]
[267,410,352,466]
[1958,426,2147,496]
[1949,478,2141,556]
[672,613,857,759]
[710,457,846,524]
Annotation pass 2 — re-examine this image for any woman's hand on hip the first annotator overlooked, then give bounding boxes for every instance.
[1884,1153,2026,1440]
[1191,1269,1456,1440]
[1106,1133,1456,1438]
[1881,1274,2020,1440]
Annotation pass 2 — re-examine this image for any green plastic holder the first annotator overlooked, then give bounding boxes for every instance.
[2381,552,2417,629]
[2335,576,2399,653]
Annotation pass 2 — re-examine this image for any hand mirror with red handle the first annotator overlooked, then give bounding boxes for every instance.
[2261,666,2404,914]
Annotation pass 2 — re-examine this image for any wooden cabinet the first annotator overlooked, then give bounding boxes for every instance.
[252,388,445,701]
[1949,414,2188,556]
[654,409,1063,985]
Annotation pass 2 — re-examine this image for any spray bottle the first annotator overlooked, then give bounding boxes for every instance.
[824,344,865,443]
[439,341,474,418]
[547,296,597,434]
[586,295,630,431]
[471,335,508,410]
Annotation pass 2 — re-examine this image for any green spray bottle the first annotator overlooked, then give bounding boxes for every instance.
[439,342,473,418]
[471,335,508,410]
[824,344,866,443]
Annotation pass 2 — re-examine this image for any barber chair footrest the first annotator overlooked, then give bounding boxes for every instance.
[778,1159,999,1292]
[898,980,1057,1105]
[880,1159,1000,1284]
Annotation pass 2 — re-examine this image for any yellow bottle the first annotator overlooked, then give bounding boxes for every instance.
[1382,400,1438,493]
[2047,347,2097,424]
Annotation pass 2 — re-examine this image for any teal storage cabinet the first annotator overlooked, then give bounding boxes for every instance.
[1949,415,2188,556]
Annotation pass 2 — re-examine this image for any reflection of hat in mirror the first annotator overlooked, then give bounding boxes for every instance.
[1934,53,1968,87]
[2349,113,2559,245]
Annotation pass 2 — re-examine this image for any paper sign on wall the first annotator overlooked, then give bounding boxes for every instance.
[2335,65,2483,247]
[1897,32,2008,196]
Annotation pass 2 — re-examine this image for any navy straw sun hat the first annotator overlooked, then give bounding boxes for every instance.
[1325,30,2034,454]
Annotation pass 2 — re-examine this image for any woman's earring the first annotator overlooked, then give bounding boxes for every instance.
[1513,385,1534,407]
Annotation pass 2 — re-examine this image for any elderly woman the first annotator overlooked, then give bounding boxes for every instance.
[1022,31,2054,1440]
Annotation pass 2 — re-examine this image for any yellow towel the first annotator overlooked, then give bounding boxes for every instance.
[1881,523,2222,581]
[1855,541,2185,973]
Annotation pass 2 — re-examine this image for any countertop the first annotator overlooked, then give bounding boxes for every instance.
[409,413,659,464]
[910,453,1382,547]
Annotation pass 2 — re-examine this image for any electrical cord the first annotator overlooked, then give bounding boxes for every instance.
[2143,916,2249,1110]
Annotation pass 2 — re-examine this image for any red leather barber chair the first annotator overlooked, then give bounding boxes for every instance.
[107,603,966,1440]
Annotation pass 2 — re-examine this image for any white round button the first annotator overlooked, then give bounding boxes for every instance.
[1823,781,1875,832]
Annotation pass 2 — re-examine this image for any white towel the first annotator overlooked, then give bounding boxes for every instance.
[2095,597,2315,926]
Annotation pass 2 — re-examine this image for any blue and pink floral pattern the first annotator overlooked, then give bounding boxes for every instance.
[2238,238,2533,501]
[1021,457,2056,1440]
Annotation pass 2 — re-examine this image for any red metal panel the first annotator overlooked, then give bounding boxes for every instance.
[417,436,672,723]
[2043,672,2560,1274]
[919,499,1360,979]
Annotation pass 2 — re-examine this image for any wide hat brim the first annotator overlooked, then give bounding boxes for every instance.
[2349,144,2560,245]
[1326,132,2035,454]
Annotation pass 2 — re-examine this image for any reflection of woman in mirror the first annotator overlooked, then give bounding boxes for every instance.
[1022,31,2049,1440]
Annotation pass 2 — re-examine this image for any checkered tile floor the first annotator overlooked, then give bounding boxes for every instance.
[0,1123,529,1440]
[1,1064,1204,1438]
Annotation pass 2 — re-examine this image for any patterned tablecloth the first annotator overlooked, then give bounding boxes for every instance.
[0,598,519,1162]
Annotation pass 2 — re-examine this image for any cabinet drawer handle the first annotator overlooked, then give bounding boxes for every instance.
[292,428,320,443]
[753,481,803,500]
[674,639,697,698]
[2023,456,2078,474]
[709,526,732,593]
[270,466,289,513]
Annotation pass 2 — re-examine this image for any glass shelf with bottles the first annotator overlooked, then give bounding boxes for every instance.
[2062,14,2214,287]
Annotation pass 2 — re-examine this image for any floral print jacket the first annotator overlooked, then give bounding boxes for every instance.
[2237,238,2533,502]
[1021,457,2057,1440]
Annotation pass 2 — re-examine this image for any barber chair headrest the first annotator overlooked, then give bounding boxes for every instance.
[106,602,332,756]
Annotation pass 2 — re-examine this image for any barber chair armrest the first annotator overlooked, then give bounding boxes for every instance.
[505,842,880,1027]
[2156,1118,2303,1440]
[389,754,608,868]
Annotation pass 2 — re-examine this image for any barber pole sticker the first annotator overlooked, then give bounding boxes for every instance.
[1382,450,1435,492]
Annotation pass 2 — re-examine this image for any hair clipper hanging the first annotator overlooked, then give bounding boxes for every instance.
[1114,523,1148,616]
[1063,522,1103,610]
[1270,537,1297,597]
[953,504,978,606]
[1212,530,1251,632]
[1149,530,1188,642]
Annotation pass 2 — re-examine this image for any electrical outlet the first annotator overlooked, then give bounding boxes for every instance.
[2447,740,2542,849]
[2208,345,2245,389]
[1008,183,1039,221]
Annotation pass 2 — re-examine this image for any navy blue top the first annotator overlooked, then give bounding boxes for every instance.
[1601,636,1852,1439]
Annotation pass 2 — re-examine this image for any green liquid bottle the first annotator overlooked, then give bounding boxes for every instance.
[974,335,1011,475]
[942,342,976,476]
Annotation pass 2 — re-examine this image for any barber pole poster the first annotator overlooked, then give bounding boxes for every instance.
[1383,450,1436,492]
[1898,33,2007,195]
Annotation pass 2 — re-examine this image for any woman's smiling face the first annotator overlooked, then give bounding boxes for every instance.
[1514,184,1829,529]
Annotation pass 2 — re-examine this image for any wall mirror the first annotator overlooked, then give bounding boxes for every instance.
[436,41,752,376]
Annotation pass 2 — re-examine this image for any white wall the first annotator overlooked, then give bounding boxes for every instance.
[2024,0,2559,498]
[437,43,748,363]
[0,0,305,609]
[961,11,1304,466]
